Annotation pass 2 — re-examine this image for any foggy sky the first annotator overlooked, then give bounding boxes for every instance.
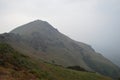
[0,0,120,66]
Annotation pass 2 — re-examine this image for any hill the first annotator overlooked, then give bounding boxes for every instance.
[0,43,112,80]
[0,20,120,79]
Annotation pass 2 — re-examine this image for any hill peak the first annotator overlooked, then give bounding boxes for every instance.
[27,19,49,26]
[2,20,120,79]
[10,20,58,36]
[32,19,47,23]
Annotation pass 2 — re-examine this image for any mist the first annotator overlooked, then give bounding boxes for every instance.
[0,0,120,66]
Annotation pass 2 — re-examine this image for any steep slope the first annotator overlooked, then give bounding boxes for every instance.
[0,43,39,80]
[107,54,120,67]
[10,20,91,69]
[0,20,120,79]
[0,43,112,80]
[76,42,120,78]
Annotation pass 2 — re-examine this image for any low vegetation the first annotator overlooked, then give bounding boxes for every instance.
[0,43,112,80]
[67,66,88,72]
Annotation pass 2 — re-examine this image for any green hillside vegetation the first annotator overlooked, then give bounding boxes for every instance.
[0,20,119,79]
[8,20,120,79]
[0,43,112,80]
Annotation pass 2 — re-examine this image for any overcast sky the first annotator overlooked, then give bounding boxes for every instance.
[0,0,120,66]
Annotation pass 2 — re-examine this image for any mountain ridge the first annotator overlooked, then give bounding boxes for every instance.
[0,20,120,79]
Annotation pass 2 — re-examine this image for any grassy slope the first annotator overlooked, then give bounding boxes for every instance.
[0,43,112,80]
[9,20,120,79]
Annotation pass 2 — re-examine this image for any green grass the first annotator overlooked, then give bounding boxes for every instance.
[0,43,112,80]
